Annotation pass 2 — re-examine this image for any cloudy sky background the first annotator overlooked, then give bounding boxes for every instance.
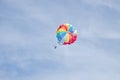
[0,0,120,80]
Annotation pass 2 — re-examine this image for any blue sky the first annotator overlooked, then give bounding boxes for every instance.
[0,0,120,80]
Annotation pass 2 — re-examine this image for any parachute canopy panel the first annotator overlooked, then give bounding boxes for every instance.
[56,23,78,45]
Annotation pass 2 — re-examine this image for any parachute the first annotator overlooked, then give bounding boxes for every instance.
[56,23,78,45]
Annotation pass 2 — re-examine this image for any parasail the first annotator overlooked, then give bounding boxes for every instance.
[56,23,78,45]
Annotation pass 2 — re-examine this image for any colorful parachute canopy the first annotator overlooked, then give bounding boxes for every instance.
[56,23,78,45]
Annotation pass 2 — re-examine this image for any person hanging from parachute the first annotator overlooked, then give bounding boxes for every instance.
[54,46,57,49]
[55,23,78,49]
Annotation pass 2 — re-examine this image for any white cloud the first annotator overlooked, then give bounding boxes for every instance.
[82,0,120,12]
[0,0,120,80]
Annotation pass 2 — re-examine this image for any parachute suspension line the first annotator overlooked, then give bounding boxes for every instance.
[76,39,81,46]
[75,34,81,46]
[48,34,57,49]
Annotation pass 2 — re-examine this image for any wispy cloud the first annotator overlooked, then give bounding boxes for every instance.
[0,0,120,80]
[82,0,120,11]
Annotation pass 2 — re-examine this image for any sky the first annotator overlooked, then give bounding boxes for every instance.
[0,0,120,80]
